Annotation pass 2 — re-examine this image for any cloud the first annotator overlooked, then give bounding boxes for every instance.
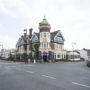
[0,0,17,17]
[0,23,2,27]
[0,0,90,50]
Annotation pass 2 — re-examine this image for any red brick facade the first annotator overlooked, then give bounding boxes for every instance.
[29,28,32,38]
[40,28,50,32]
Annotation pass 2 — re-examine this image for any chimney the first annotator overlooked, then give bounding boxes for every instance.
[21,35,23,38]
[29,28,32,38]
[24,33,26,38]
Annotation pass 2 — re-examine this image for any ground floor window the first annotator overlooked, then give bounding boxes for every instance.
[58,55,60,58]
[64,55,66,59]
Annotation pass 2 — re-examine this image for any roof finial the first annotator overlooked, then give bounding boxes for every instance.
[41,16,48,24]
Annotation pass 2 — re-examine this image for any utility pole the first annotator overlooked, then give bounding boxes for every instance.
[72,42,76,61]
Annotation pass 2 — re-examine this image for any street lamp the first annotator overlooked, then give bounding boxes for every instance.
[72,42,76,61]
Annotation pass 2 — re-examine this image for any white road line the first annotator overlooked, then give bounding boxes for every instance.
[26,71,34,73]
[21,65,33,67]
[72,82,90,88]
[8,66,16,68]
[42,75,56,79]
[13,63,20,64]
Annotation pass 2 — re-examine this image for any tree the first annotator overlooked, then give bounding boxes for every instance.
[23,53,28,63]
[32,43,39,60]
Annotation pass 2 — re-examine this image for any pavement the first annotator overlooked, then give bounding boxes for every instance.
[0,59,90,90]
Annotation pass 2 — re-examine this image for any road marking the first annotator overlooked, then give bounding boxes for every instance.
[13,63,20,64]
[21,65,33,67]
[7,66,16,68]
[42,75,56,79]
[72,82,90,88]
[26,71,34,73]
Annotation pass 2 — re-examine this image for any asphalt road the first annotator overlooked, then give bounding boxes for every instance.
[0,60,90,90]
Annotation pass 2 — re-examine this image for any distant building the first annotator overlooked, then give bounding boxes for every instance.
[67,51,80,61]
[16,17,66,62]
[80,48,90,60]
[0,49,16,59]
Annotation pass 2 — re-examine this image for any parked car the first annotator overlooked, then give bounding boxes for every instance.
[87,58,90,67]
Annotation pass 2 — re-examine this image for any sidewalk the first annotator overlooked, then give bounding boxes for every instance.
[12,60,84,64]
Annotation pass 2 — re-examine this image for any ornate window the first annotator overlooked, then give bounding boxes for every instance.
[44,32,46,37]
[44,42,46,48]
[58,55,60,58]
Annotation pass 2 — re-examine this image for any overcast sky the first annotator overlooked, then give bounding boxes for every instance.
[0,0,90,50]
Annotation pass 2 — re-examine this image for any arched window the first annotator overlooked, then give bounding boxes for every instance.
[44,42,46,48]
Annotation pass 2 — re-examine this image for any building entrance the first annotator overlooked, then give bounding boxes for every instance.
[43,55,47,62]
[43,51,48,62]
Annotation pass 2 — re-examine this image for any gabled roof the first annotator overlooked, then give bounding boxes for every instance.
[16,29,65,48]
[32,30,64,43]
[34,32,39,39]
[50,30,59,40]
[31,32,39,43]
[16,35,30,48]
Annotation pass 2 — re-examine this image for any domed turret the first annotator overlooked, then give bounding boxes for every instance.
[39,16,51,32]
[41,16,48,25]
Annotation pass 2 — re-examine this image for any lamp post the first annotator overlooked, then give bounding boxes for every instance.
[72,42,76,61]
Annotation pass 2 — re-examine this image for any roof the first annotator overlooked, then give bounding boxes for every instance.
[85,49,90,53]
[50,30,59,40]
[16,35,30,47]
[34,30,63,42]
[41,16,48,25]
[67,51,80,55]
[16,30,64,47]
[34,32,39,39]
[34,31,59,41]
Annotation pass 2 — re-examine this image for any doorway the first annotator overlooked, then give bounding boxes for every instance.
[43,55,47,62]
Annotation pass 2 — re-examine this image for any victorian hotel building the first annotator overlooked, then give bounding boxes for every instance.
[16,17,66,62]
